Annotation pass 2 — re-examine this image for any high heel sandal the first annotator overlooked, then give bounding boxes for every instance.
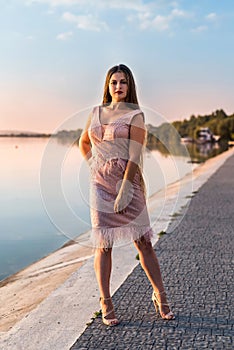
[99,297,119,326]
[152,291,175,320]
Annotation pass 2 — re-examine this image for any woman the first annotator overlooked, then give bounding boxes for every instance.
[79,64,174,326]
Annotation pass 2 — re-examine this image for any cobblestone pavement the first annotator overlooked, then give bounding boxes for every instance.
[71,155,234,350]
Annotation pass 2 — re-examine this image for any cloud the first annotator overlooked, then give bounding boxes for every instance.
[25,0,193,34]
[56,31,73,40]
[26,0,148,11]
[191,25,207,33]
[62,12,108,32]
[46,9,55,14]
[152,15,170,31]
[206,12,217,21]
[133,6,191,32]
[191,12,218,34]
[26,0,83,6]
[26,35,34,40]
[100,0,147,12]
[170,8,187,18]
[190,12,218,34]
[170,1,179,7]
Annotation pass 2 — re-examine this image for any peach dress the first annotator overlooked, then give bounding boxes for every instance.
[88,106,153,248]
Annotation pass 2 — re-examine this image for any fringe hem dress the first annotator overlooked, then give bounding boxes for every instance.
[88,106,154,248]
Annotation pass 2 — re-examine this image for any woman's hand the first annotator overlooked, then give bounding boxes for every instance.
[114,179,134,213]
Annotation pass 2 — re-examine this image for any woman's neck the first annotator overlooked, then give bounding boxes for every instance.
[108,101,127,111]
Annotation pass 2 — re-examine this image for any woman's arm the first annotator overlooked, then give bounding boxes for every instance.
[114,113,146,213]
[78,114,92,161]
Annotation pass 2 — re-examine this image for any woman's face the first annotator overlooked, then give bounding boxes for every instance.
[108,71,128,102]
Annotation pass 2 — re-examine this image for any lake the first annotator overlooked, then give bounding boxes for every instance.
[0,136,194,281]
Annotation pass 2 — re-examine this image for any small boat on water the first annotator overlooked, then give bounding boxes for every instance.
[180,137,194,144]
[196,127,220,144]
[181,128,220,144]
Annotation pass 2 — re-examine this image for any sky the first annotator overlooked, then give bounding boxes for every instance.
[1,0,234,133]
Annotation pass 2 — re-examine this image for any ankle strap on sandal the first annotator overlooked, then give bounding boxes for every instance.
[100,296,112,301]
[153,290,166,296]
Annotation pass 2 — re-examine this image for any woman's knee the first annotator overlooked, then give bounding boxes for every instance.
[134,236,152,252]
[95,247,112,256]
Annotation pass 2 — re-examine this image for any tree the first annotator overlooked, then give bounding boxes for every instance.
[217,120,231,140]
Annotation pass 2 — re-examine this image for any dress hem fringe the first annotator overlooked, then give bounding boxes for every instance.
[91,226,154,249]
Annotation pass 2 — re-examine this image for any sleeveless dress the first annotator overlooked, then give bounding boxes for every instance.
[88,106,154,248]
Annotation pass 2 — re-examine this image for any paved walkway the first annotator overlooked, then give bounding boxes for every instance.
[71,154,234,350]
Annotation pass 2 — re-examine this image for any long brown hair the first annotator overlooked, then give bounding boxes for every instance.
[102,64,139,106]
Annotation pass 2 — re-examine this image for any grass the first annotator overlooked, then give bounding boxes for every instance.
[94,310,102,317]
[170,212,181,218]
[157,230,167,237]
[86,310,102,326]
[186,190,199,199]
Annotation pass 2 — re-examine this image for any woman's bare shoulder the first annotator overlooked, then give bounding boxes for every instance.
[131,111,145,127]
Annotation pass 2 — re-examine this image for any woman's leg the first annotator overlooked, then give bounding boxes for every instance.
[134,237,171,315]
[94,247,116,320]
[94,247,112,297]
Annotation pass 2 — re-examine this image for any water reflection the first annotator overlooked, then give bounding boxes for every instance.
[185,141,229,163]
[0,138,67,280]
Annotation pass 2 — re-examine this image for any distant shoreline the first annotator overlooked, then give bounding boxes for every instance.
[0,134,51,138]
[0,129,82,141]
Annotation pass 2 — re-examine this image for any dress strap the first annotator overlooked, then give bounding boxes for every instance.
[89,106,102,141]
[113,109,144,126]
[129,109,144,123]
[91,106,99,125]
